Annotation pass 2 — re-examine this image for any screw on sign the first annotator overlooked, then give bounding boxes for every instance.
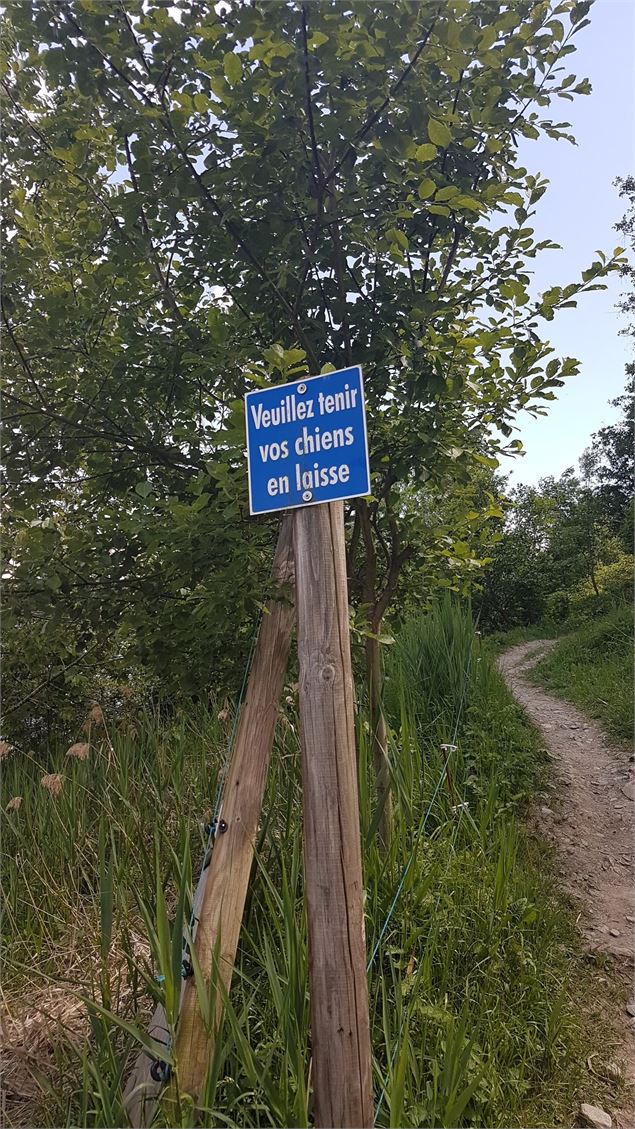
[246,364,374,1127]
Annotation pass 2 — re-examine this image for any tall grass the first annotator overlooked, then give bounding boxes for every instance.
[1,600,620,1127]
[531,604,634,744]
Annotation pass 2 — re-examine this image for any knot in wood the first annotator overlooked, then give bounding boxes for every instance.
[320,662,336,683]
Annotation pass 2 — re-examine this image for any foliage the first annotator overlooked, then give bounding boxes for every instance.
[2,0,624,739]
[531,605,634,744]
[615,174,635,337]
[580,371,634,549]
[2,601,624,1128]
[578,175,635,546]
[478,462,630,631]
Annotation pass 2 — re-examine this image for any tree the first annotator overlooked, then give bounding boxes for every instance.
[615,174,635,335]
[579,373,634,547]
[2,1,623,828]
[479,467,625,630]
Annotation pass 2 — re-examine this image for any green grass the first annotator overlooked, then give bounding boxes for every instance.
[2,599,629,1127]
[531,605,634,744]
[484,622,561,656]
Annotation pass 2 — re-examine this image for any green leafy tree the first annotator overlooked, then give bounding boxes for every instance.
[2,0,623,798]
[579,176,635,546]
[580,375,634,549]
[480,468,625,629]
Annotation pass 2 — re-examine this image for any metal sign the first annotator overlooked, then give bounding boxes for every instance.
[245,365,370,515]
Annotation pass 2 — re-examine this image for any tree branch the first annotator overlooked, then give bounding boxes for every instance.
[325,11,440,185]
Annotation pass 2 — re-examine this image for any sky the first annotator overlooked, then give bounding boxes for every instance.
[504,0,634,487]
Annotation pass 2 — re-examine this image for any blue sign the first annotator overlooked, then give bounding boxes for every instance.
[245,365,370,515]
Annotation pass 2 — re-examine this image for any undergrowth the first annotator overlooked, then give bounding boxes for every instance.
[531,604,634,744]
[1,599,625,1127]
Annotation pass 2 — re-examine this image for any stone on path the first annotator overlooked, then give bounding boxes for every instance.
[579,1102,612,1129]
[620,781,635,802]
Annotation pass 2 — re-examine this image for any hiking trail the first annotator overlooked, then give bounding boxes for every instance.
[499,640,634,1129]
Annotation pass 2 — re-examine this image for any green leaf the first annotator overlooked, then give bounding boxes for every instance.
[453,196,483,212]
[428,119,451,147]
[415,143,437,162]
[224,51,243,86]
[193,93,210,112]
[417,178,436,200]
[135,481,153,498]
[435,185,459,202]
[386,228,408,249]
[479,26,497,51]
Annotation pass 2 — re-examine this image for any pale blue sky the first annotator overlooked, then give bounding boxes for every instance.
[505,0,634,486]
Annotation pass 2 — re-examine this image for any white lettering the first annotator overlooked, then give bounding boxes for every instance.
[297,462,352,492]
[267,474,289,496]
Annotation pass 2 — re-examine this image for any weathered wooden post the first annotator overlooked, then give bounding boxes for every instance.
[172,514,295,1098]
[294,500,373,1128]
[245,365,373,1126]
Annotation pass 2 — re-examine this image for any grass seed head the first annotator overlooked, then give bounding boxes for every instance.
[66,742,89,761]
[41,773,64,796]
[6,796,22,811]
[0,740,13,759]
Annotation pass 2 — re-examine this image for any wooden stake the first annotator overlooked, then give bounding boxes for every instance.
[294,501,373,1129]
[124,516,295,1119]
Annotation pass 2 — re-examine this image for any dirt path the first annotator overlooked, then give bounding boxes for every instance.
[499,640,634,1126]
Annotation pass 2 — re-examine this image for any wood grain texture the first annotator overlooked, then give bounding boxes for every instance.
[294,501,373,1129]
[173,513,295,1100]
[123,516,295,1119]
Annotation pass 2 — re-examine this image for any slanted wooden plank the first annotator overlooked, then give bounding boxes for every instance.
[123,848,209,1125]
[172,515,295,1099]
[123,516,294,1122]
[294,501,373,1128]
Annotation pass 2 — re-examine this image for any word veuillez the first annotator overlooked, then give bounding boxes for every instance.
[245,366,371,515]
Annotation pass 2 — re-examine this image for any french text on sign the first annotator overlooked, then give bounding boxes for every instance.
[245,366,371,515]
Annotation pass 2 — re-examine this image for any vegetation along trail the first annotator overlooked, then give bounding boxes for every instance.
[499,640,635,1121]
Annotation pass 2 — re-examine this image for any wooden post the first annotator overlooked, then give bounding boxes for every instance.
[125,515,295,1119]
[294,501,373,1129]
[173,513,295,1099]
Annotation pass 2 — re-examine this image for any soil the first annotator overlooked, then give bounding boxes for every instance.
[499,640,635,1128]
